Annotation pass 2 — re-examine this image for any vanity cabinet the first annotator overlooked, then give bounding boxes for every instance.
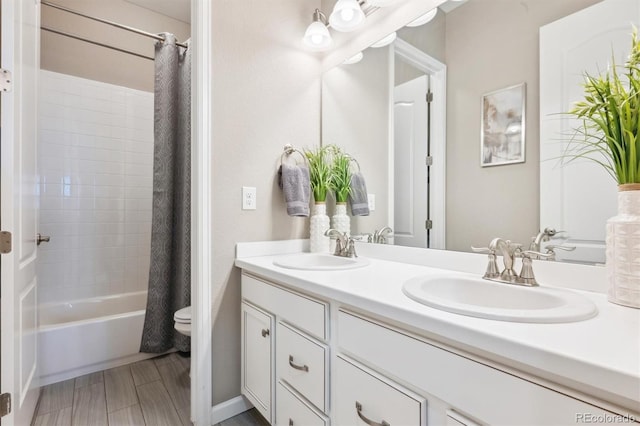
[241,273,330,425]
[241,271,634,426]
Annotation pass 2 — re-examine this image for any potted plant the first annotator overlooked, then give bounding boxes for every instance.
[565,28,640,308]
[327,145,352,236]
[305,145,332,253]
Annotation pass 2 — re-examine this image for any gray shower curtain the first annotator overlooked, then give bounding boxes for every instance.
[140,33,191,353]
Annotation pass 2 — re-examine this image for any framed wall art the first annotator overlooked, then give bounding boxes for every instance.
[481,83,526,167]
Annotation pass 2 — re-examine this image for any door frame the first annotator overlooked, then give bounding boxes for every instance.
[191,0,214,425]
[392,39,447,249]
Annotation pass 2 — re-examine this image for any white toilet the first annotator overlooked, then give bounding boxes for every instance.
[174,306,192,337]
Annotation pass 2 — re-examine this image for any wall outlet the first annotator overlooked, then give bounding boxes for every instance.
[368,193,376,212]
[242,186,257,210]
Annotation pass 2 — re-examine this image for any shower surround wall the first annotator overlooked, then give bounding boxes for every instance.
[38,70,154,304]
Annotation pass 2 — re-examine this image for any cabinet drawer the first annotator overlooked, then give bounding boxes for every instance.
[276,382,328,426]
[338,310,626,426]
[335,356,427,426]
[276,322,328,411]
[242,273,327,340]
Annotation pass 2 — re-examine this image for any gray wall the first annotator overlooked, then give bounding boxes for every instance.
[41,0,190,92]
[322,46,391,235]
[444,0,601,251]
[211,0,322,404]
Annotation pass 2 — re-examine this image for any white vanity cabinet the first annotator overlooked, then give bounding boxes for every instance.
[241,273,330,425]
[240,270,635,426]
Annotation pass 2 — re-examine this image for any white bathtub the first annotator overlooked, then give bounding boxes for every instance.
[38,291,161,386]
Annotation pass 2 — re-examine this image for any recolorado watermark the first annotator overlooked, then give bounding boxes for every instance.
[576,413,637,423]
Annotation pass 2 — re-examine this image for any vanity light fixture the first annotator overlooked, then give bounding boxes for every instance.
[371,32,397,48]
[343,51,364,65]
[406,8,438,27]
[329,0,366,32]
[303,9,332,51]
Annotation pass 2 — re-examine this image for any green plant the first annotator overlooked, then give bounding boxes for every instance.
[304,145,331,202]
[565,27,640,184]
[327,145,352,203]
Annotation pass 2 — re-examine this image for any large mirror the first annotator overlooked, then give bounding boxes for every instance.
[322,0,638,264]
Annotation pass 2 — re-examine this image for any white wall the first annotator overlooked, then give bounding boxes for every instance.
[211,0,322,404]
[38,71,154,304]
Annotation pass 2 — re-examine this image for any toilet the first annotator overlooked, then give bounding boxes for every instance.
[174,306,192,337]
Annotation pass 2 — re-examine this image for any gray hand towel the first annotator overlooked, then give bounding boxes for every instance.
[278,164,310,217]
[349,172,370,216]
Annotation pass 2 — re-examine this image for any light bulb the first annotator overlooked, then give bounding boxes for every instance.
[341,8,355,22]
[303,14,332,51]
[329,0,365,32]
[406,8,438,27]
[311,34,323,45]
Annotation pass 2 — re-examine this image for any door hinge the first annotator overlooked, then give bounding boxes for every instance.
[425,156,433,166]
[0,69,12,92]
[425,220,433,230]
[426,91,433,103]
[0,231,12,254]
[0,393,11,417]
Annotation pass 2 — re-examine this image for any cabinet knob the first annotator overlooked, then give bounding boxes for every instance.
[289,419,293,426]
[356,401,390,426]
[36,233,51,245]
[261,328,269,338]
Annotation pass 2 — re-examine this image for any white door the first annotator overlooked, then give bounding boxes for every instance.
[1,0,41,425]
[394,75,429,248]
[540,0,640,263]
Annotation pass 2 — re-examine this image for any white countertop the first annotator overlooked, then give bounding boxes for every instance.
[235,240,640,415]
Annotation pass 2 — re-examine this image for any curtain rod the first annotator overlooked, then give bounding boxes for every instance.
[41,0,188,49]
[41,26,155,61]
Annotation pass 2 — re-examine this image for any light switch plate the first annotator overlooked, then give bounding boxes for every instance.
[368,193,376,211]
[242,186,256,210]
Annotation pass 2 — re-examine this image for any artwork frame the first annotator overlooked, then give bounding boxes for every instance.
[481,83,526,167]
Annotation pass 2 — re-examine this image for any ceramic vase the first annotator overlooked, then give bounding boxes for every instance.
[606,184,640,308]
[331,203,351,237]
[310,202,330,253]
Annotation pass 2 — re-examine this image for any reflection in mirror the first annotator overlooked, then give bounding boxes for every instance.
[321,0,640,264]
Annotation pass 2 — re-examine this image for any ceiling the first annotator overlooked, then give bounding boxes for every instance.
[124,0,191,23]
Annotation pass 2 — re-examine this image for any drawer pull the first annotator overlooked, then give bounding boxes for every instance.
[289,419,293,426]
[288,355,309,372]
[261,328,270,337]
[356,401,390,426]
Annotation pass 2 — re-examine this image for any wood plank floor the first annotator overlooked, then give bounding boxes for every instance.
[33,353,268,426]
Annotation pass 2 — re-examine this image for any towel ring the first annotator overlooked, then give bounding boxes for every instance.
[280,144,307,166]
[348,155,361,172]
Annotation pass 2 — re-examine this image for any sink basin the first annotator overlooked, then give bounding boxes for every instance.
[402,274,597,323]
[273,253,370,271]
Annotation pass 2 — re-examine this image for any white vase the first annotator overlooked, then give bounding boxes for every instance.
[331,203,350,237]
[606,184,640,308]
[310,203,330,253]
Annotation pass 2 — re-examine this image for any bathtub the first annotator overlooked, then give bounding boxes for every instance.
[38,291,162,386]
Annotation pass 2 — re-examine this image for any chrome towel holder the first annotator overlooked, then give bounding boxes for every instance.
[280,144,307,166]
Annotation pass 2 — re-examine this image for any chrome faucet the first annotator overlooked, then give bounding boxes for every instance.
[324,229,358,258]
[472,238,553,287]
[368,227,393,244]
[529,228,576,260]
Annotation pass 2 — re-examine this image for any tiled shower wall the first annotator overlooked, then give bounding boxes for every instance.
[38,70,154,304]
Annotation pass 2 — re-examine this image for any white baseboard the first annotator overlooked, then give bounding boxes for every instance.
[211,395,253,425]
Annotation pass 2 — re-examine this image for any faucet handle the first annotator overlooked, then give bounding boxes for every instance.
[545,244,576,252]
[471,246,492,253]
[471,246,500,279]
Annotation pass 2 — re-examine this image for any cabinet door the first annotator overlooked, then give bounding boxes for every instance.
[242,302,274,423]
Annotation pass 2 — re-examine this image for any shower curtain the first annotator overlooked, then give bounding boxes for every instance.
[141,33,191,353]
